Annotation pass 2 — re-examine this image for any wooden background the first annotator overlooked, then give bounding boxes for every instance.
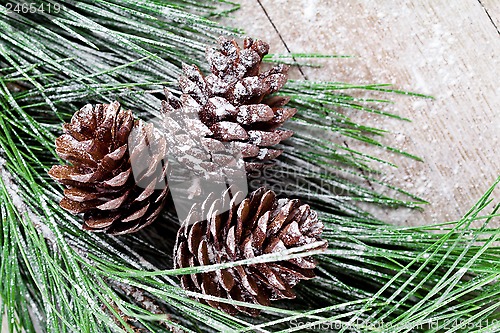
[221,0,500,227]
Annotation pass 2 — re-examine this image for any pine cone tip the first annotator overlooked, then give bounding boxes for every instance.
[50,102,169,235]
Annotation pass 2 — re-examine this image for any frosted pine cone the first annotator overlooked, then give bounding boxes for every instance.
[173,187,327,316]
[162,37,297,174]
[49,102,169,234]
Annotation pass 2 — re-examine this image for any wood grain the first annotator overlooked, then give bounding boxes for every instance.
[221,0,500,227]
[480,0,500,33]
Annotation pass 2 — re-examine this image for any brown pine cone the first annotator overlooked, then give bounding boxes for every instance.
[162,37,297,173]
[173,187,327,316]
[48,102,169,234]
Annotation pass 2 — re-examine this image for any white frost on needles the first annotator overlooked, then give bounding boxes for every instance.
[0,153,56,243]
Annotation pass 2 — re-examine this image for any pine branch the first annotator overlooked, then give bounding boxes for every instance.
[0,1,498,332]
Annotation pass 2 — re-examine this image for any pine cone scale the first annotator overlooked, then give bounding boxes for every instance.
[121,203,149,222]
[83,213,119,229]
[103,168,131,187]
[63,188,100,202]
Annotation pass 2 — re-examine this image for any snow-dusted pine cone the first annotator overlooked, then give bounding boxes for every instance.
[48,102,169,234]
[173,187,327,316]
[162,37,297,175]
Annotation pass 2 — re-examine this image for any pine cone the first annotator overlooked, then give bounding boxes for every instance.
[48,102,169,234]
[162,37,297,174]
[173,187,327,316]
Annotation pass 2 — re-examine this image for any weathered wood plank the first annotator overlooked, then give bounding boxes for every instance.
[221,0,500,227]
[480,0,500,33]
